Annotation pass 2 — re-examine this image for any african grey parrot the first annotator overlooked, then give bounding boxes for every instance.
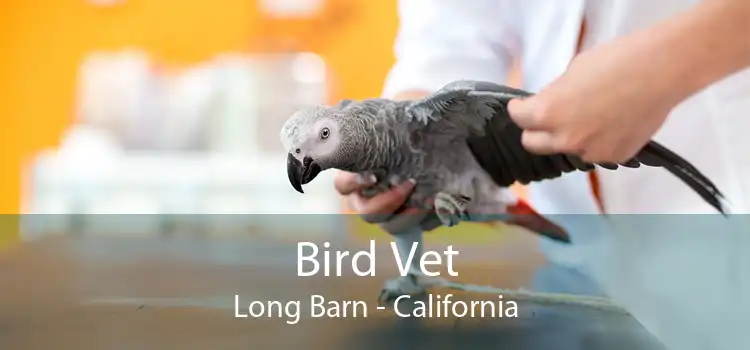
[279,80,728,304]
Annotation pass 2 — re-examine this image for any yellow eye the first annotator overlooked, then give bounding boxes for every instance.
[320,127,330,139]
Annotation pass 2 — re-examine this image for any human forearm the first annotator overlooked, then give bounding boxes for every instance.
[644,0,749,104]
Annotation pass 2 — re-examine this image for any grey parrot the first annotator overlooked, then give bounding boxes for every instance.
[279,80,728,304]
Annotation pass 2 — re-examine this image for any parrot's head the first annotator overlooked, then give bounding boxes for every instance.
[280,106,355,193]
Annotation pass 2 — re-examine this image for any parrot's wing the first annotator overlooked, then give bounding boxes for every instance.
[405,80,728,214]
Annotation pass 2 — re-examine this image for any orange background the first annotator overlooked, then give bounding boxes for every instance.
[0,0,522,246]
[0,0,400,246]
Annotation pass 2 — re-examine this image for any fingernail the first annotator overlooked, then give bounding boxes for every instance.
[355,175,366,184]
[357,174,376,185]
[400,179,417,191]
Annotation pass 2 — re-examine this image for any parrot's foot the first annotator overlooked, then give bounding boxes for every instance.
[435,192,471,227]
[377,274,447,306]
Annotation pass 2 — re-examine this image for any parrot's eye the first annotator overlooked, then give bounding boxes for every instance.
[320,127,330,140]
[295,148,301,154]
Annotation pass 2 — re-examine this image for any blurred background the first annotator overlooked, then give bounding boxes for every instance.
[1,5,745,350]
[0,0,523,246]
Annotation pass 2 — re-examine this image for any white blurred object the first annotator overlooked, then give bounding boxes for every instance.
[75,51,328,155]
[23,129,342,238]
[77,50,157,148]
[57,124,124,163]
[210,54,260,157]
[77,50,222,151]
[25,51,337,238]
[159,62,220,151]
[259,0,323,17]
[291,53,327,85]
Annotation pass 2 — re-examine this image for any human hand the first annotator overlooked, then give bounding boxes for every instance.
[508,32,686,163]
[333,170,419,224]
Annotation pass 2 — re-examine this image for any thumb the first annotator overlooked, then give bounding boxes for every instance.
[507,97,539,130]
[394,178,417,195]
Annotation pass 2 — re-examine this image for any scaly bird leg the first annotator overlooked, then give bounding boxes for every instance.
[434,192,472,227]
[377,225,449,306]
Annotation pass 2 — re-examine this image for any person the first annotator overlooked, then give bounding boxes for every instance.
[334,1,749,349]
[335,0,748,231]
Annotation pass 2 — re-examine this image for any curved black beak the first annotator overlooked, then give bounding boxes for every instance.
[287,154,322,194]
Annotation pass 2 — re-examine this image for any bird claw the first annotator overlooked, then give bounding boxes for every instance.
[376,274,429,307]
[377,289,404,306]
[377,289,428,307]
[435,192,472,227]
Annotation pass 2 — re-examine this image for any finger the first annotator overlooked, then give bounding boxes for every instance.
[334,171,376,195]
[354,180,416,216]
[508,97,542,130]
[352,179,416,216]
[520,130,558,155]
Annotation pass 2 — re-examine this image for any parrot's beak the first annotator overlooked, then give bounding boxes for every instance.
[287,153,322,194]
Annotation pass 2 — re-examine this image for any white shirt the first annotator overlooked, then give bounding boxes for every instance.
[382,1,750,349]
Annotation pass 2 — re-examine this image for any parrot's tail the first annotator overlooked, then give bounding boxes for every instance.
[640,141,729,215]
[505,199,572,243]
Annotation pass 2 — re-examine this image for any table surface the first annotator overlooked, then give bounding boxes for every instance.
[0,226,667,350]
